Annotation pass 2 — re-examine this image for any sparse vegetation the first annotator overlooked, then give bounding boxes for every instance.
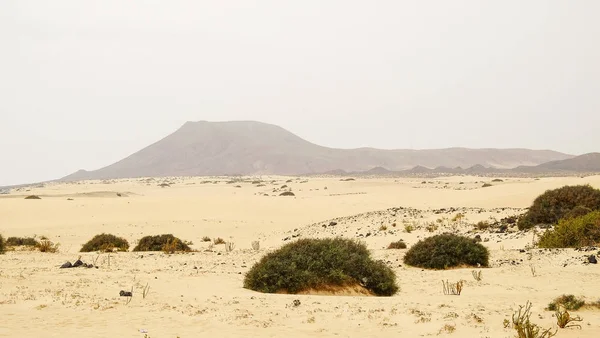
[251,240,260,251]
[244,238,398,296]
[518,185,600,230]
[225,241,235,252]
[133,234,190,252]
[80,233,129,252]
[511,301,557,338]
[213,237,226,245]
[471,270,482,281]
[379,225,388,231]
[0,234,5,254]
[555,306,582,329]
[403,234,489,269]
[202,236,211,242]
[6,237,39,247]
[537,211,600,248]
[37,240,59,253]
[387,240,407,249]
[442,280,464,295]
[404,224,414,233]
[475,221,490,230]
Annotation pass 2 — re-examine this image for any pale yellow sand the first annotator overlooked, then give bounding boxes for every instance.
[1,175,600,337]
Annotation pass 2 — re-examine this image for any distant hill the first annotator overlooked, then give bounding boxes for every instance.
[518,152,600,173]
[333,153,600,177]
[61,121,574,181]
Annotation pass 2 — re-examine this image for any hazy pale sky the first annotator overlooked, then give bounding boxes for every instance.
[1,1,599,186]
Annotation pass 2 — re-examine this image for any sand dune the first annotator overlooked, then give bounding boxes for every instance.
[1,175,600,337]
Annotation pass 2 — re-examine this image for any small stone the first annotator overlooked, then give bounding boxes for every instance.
[60,261,72,269]
[588,255,597,264]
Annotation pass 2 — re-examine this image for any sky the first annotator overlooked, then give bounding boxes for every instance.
[1,1,599,186]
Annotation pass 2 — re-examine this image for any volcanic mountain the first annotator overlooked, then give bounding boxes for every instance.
[61,121,573,181]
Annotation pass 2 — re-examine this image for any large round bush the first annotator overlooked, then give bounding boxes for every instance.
[403,234,489,269]
[243,238,398,296]
[80,233,129,252]
[537,211,600,248]
[518,185,600,230]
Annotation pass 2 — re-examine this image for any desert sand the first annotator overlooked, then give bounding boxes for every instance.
[1,175,600,337]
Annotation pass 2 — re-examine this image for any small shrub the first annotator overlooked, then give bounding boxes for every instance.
[213,237,226,245]
[24,195,41,199]
[0,234,5,254]
[425,223,438,232]
[547,295,586,311]
[279,191,295,196]
[379,225,388,231]
[472,270,482,281]
[225,242,235,252]
[475,221,490,230]
[37,240,59,253]
[555,306,582,329]
[387,240,407,249]
[452,213,464,222]
[80,233,129,252]
[244,238,398,296]
[201,236,211,242]
[404,224,414,233]
[511,301,557,338]
[6,237,39,247]
[492,178,504,182]
[403,234,489,269]
[133,234,190,252]
[251,241,260,251]
[442,280,464,295]
[482,183,493,188]
[537,211,600,248]
[518,185,600,230]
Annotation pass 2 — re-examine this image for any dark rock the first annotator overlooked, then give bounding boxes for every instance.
[293,299,301,307]
[60,261,72,269]
[588,255,597,264]
[72,259,84,268]
[329,222,337,227]
[473,235,482,242]
[119,290,133,297]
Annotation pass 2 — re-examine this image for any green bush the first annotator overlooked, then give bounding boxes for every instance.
[243,238,398,296]
[133,234,190,252]
[80,233,129,252]
[518,185,600,230]
[403,234,489,269]
[0,234,5,254]
[547,295,586,311]
[537,211,600,248]
[6,237,39,246]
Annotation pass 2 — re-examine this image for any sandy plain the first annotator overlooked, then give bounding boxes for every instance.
[1,175,600,337]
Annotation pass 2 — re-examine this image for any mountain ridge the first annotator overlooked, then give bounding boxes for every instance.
[61,120,576,181]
